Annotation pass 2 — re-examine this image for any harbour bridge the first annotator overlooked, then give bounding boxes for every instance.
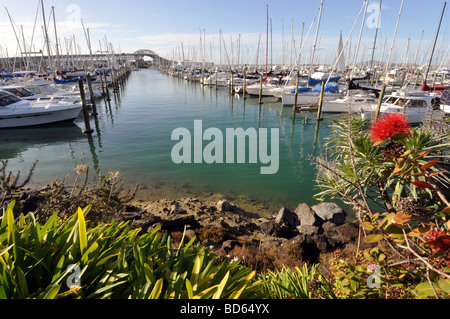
[0,49,173,70]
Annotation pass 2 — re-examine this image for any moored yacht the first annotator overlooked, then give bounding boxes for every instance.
[361,91,441,124]
[0,90,82,129]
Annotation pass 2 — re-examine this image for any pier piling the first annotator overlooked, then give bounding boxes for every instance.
[78,79,94,135]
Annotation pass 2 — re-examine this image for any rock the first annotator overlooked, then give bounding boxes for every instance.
[222,239,240,252]
[170,203,187,214]
[311,202,347,225]
[275,207,298,228]
[260,220,280,236]
[260,220,297,239]
[159,215,201,230]
[297,225,321,236]
[294,203,322,226]
[185,229,197,241]
[216,199,234,212]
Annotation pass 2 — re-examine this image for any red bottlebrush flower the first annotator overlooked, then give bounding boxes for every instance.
[369,113,411,145]
[423,229,450,257]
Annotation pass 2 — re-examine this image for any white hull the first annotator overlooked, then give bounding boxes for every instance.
[320,94,377,113]
[281,92,343,106]
[0,102,82,128]
[361,108,429,124]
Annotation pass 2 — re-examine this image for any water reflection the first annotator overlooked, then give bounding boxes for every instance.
[0,122,86,160]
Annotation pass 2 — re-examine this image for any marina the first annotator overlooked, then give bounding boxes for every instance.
[0,0,450,302]
[0,0,449,217]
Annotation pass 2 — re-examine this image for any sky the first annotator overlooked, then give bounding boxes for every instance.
[0,0,448,66]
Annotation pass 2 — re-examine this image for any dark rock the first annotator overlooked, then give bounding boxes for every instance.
[294,203,323,226]
[122,211,142,222]
[222,239,240,252]
[311,202,347,225]
[275,207,298,228]
[185,229,197,241]
[297,225,322,236]
[216,200,234,212]
[160,215,201,230]
[260,220,280,236]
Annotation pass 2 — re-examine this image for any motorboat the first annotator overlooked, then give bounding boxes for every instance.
[361,90,441,124]
[281,82,343,106]
[320,91,377,113]
[0,90,82,128]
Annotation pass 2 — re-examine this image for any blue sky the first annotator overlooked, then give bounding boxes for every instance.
[1,0,448,65]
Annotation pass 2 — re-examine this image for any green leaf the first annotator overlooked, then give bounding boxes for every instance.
[42,284,60,299]
[149,278,163,299]
[364,234,384,243]
[185,278,194,299]
[213,271,230,299]
[415,281,440,298]
[438,278,450,294]
[190,250,204,292]
[77,207,88,255]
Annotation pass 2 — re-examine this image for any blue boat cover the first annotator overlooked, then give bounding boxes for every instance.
[312,83,339,92]
[308,76,341,86]
[290,87,312,93]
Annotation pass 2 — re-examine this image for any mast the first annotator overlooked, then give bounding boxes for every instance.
[265,4,269,77]
[424,1,446,87]
[41,0,52,70]
[350,0,369,80]
[308,0,324,80]
[52,6,60,70]
[384,0,404,83]
[369,0,382,72]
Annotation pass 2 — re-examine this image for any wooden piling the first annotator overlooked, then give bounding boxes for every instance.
[104,71,111,101]
[293,72,299,112]
[316,83,325,121]
[230,70,234,95]
[242,70,246,99]
[86,74,98,116]
[99,70,106,96]
[78,79,93,134]
[374,84,386,121]
[258,75,263,105]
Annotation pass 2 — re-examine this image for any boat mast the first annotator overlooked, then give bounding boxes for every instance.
[384,0,404,84]
[424,1,446,86]
[308,0,324,80]
[265,4,269,78]
[350,0,369,80]
[41,0,53,71]
[52,6,61,71]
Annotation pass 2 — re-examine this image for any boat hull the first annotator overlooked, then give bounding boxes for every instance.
[0,105,82,128]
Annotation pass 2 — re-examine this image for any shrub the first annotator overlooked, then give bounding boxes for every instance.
[0,201,264,299]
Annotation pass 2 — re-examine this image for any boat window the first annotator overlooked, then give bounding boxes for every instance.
[408,99,427,107]
[385,96,398,104]
[0,91,22,106]
[28,87,41,94]
[395,98,406,106]
[16,87,34,97]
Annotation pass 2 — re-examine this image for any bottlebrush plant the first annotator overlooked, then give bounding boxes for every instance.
[312,113,450,298]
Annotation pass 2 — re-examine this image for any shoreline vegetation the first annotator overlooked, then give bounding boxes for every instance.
[1,113,449,299]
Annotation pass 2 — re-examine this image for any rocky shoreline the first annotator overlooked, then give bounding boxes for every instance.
[5,186,376,271]
[123,197,376,269]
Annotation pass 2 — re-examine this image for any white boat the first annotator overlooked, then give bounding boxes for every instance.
[0,90,82,128]
[440,89,450,114]
[202,72,229,86]
[281,82,344,106]
[321,91,378,113]
[361,91,441,124]
[244,77,281,97]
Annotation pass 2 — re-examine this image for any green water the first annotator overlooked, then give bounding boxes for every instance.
[0,69,347,216]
